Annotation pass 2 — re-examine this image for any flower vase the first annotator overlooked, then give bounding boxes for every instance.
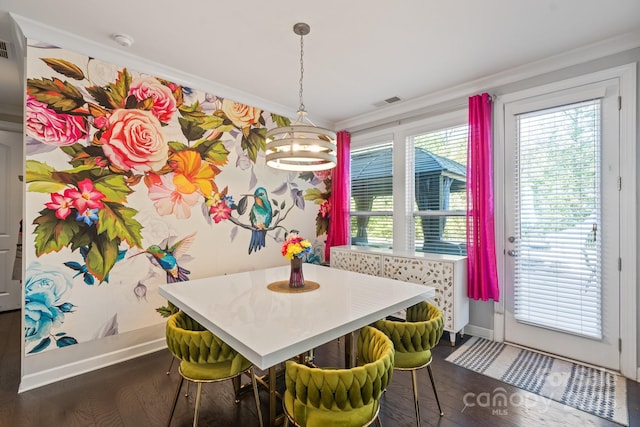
[289,257,305,288]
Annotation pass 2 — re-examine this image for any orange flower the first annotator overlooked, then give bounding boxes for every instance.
[170,150,216,196]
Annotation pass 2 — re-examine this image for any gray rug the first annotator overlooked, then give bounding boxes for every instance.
[445,336,628,425]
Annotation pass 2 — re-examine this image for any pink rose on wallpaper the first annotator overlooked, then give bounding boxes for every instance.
[129,76,177,123]
[221,99,262,129]
[148,173,200,219]
[313,169,331,181]
[25,96,88,146]
[100,109,168,172]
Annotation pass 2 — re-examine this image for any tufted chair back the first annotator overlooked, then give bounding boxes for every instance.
[165,310,252,381]
[283,325,394,427]
[374,301,443,369]
[373,301,445,424]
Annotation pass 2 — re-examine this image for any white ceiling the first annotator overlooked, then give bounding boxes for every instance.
[0,1,639,126]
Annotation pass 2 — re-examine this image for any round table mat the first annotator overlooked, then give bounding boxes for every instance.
[267,280,320,294]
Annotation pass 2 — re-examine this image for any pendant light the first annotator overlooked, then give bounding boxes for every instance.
[266,23,337,171]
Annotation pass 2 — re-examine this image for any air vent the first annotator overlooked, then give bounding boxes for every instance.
[373,96,402,108]
[0,40,8,59]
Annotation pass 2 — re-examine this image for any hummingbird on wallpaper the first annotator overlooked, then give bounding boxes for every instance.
[130,232,196,283]
[247,187,273,254]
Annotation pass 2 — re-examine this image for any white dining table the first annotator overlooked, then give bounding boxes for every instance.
[159,263,435,426]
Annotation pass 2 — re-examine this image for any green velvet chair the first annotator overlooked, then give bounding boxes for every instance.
[283,325,394,427]
[165,311,263,427]
[374,302,444,426]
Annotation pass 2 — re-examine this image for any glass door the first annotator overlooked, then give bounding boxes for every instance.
[503,79,620,370]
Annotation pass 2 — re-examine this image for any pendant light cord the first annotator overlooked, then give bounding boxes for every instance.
[298,31,305,113]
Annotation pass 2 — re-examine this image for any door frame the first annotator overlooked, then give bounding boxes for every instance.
[493,63,637,380]
[0,121,23,311]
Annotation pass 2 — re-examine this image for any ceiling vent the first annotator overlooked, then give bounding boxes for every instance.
[373,96,402,108]
[0,40,8,59]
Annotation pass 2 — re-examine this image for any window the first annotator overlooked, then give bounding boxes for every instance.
[350,142,394,248]
[410,125,468,255]
[349,112,468,255]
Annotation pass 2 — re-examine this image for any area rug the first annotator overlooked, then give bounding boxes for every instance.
[445,336,628,425]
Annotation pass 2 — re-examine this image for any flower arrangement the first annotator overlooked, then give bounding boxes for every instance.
[281,232,312,260]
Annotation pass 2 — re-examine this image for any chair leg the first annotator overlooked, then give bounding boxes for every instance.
[193,382,203,427]
[232,375,241,403]
[426,365,444,416]
[250,367,264,427]
[411,370,421,427]
[166,356,175,375]
[167,376,184,427]
[375,415,383,427]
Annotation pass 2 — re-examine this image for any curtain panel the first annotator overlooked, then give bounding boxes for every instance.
[466,93,500,301]
[325,130,351,262]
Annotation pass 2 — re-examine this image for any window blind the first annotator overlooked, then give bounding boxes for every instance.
[409,125,468,255]
[350,142,394,248]
[513,99,602,339]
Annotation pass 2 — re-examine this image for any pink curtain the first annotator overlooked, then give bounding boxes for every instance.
[325,130,351,263]
[466,93,500,301]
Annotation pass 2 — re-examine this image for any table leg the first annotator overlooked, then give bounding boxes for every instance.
[269,366,277,427]
[344,332,354,368]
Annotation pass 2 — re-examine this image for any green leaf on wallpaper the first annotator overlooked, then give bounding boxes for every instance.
[179,100,204,116]
[60,143,87,158]
[199,115,225,130]
[106,68,132,108]
[41,58,85,80]
[193,139,229,166]
[168,141,188,152]
[271,113,291,127]
[85,237,120,283]
[303,188,325,201]
[33,210,82,256]
[241,128,267,163]
[25,160,67,193]
[69,226,93,251]
[27,77,86,113]
[178,117,206,142]
[93,175,132,203]
[316,218,329,237]
[51,165,100,186]
[96,202,143,249]
[86,85,114,110]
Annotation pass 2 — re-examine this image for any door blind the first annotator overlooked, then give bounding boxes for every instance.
[513,99,602,339]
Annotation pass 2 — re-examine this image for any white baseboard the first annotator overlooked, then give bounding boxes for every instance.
[19,338,166,393]
[463,324,494,341]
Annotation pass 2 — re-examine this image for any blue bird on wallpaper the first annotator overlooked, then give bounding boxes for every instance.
[247,187,273,254]
[130,233,196,283]
[64,246,127,285]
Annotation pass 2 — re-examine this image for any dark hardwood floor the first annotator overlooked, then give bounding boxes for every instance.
[1,309,638,426]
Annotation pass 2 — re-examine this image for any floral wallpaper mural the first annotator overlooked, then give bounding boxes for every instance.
[23,40,331,355]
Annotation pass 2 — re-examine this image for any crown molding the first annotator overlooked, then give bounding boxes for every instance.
[336,29,640,132]
[9,13,300,122]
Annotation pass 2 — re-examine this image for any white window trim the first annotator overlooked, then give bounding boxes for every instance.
[493,63,637,380]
